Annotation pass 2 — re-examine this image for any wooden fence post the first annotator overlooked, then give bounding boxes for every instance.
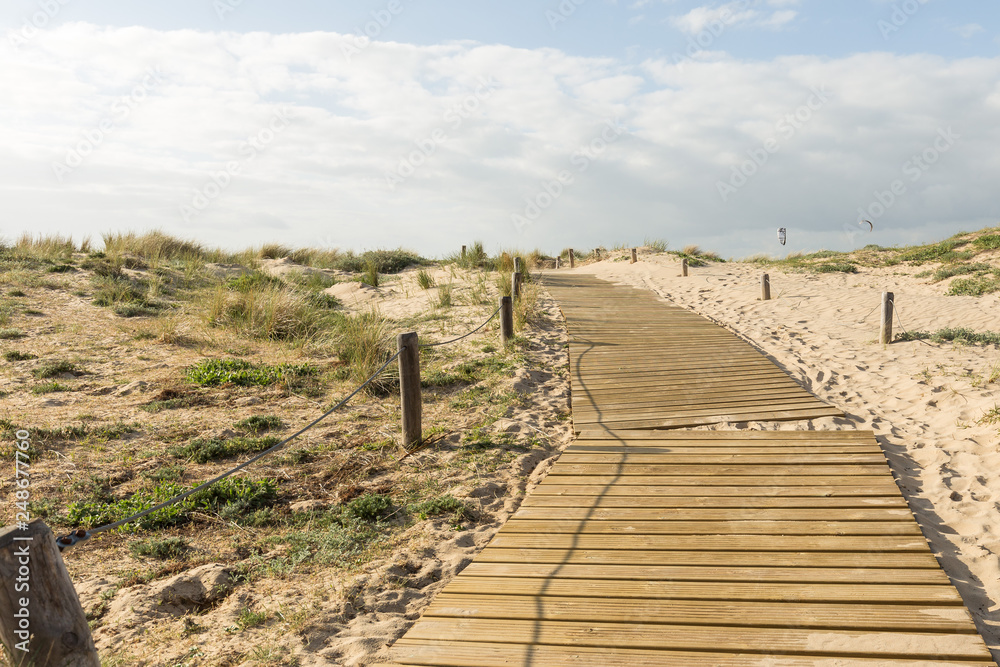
[631,248,637,264]
[595,249,601,261]
[511,271,522,298]
[569,249,575,268]
[461,245,466,259]
[880,292,894,345]
[555,257,560,269]
[397,332,421,448]
[761,273,771,301]
[513,257,522,274]
[681,258,688,277]
[500,296,514,347]
[0,520,100,666]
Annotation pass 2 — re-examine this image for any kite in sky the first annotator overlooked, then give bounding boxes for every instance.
[778,227,787,246]
[860,219,874,232]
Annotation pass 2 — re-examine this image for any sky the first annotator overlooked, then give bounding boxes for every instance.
[1,1,998,259]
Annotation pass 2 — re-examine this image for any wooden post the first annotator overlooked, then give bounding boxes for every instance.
[761,273,771,301]
[880,292,894,345]
[0,520,100,666]
[461,245,466,259]
[512,272,522,298]
[630,248,637,264]
[500,296,514,347]
[555,257,560,269]
[681,258,688,277]
[513,257,522,274]
[569,249,575,268]
[397,332,421,448]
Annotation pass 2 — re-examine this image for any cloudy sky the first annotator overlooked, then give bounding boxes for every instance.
[2,1,998,258]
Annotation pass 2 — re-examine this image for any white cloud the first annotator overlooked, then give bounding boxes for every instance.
[1,24,998,258]
[954,23,985,39]
[670,2,797,36]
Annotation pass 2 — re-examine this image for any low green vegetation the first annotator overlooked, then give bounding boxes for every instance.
[32,360,78,378]
[815,263,858,273]
[65,477,278,531]
[32,381,70,395]
[233,415,284,434]
[129,536,190,560]
[186,358,317,387]
[172,436,282,464]
[3,350,37,362]
[896,328,1000,345]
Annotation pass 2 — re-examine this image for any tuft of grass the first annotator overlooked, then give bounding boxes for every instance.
[225,272,283,292]
[15,232,81,259]
[973,235,1000,250]
[360,260,380,288]
[186,358,317,388]
[233,415,284,434]
[32,381,70,395]
[65,477,278,531]
[346,493,392,522]
[172,436,281,464]
[102,230,207,262]
[32,360,77,378]
[408,495,469,523]
[334,248,423,274]
[930,263,993,282]
[815,263,858,274]
[4,351,37,362]
[947,274,1000,296]
[644,238,668,253]
[416,269,435,289]
[129,537,190,560]
[331,310,394,391]
[896,328,1000,345]
[259,244,291,260]
[437,284,453,308]
[0,328,25,340]
[206,283,328,341]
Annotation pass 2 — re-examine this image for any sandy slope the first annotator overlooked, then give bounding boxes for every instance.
[552,254,1000,658]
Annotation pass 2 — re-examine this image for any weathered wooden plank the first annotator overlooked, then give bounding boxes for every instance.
[474,548,940,569]
[498,519,924,536]
[547,463,889,476]
[422,594,977,632]
[483,533,934,552]
[521,495,907,508]
[538,475,895,487]
[401,618,992,659]
[511,507,915,522]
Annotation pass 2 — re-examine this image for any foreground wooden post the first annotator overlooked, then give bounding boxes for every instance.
[569,249,575,268]
[513,257,522,274]
[397,332,421,447]
[500,296,514,347]
[681,258,688,277]
[631,248,637,264]
[761,273,771,301]
[880,292,894,345]
[511,271,522,298]
[0,520,99,667]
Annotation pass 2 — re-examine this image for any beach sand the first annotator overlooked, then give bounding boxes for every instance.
[555,254,1000,657]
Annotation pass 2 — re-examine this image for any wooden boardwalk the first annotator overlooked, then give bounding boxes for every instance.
[544,274,842,430]
[380,276,994,666]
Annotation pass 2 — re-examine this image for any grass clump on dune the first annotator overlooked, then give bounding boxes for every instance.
[330,310,395,392]
[186,358,317,387]
[896,328,1000,345]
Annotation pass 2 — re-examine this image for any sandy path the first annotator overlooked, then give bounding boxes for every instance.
[551,256,1000,659]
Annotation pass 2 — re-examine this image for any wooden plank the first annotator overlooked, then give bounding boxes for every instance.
[483,533,935,553]
[520,495,908,508]
[511,507,916,522]
[573,431,876,440]
[474,548,940,569]
[391,639,997,667]
[440,576,964,603]
[538,475,895,487]
[498,519,924,536]
[547,464,889,476]
[459,562,951,585]
[400,618,992,659]
[422,593,978,632]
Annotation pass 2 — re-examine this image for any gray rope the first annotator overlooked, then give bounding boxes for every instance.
[891,300,936,348]
[56,350,403,550]
[421,304,502,348]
